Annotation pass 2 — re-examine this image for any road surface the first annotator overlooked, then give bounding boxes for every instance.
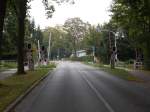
[15,61,150,112]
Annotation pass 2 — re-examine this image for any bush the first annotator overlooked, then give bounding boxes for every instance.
[38,62,56,69]
[69,56,93,62]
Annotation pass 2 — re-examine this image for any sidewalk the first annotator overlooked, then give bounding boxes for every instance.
[117,67,150,82]
[0,68,17,80]
[129,70,150,82]
[0,67,28,80]
[107,66,150,91]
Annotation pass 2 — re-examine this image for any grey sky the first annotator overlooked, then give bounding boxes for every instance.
[29,0,112,29]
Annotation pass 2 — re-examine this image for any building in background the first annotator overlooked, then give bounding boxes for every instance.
[71,50,87,57]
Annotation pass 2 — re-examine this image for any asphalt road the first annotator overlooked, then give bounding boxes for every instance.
[15,61,150,112]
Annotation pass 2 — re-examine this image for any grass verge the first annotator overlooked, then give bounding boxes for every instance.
[38,62,56,69]
[0,65,55,112]
[85,62,142,82]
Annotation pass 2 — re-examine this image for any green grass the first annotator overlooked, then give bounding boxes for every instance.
[85,62,142,82]
[38,62,56,69]
[84,62,104,68]
[0,64,55,112]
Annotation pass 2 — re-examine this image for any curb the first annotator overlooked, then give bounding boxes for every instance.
[4,70,52,112]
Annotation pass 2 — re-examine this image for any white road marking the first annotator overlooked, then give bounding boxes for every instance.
[81,71,115,112]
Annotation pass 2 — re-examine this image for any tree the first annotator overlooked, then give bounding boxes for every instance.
[29,19,36,43]
[13,0,73,74]
[15,0,28,74]
[64,17,87,57]
[84,26,101,58]
[43,26,72,59]
[35,26,43,44]
[2,3,18,59]
[0,0,29,74]
[111,0,150,69]
[0,0,8,60]
[1,0,74,73]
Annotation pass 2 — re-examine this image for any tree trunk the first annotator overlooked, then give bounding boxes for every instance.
[17,0,27,74]
[0,0,7,60]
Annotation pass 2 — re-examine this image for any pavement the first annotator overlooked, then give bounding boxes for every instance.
[14,61,150,112]
[0,66,28,80]
[128,70,150,89]
[116,66,150,80]
[0,68,17,80]
[129,70,150,82]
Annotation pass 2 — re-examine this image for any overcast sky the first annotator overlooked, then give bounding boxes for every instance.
[29,0,112,29]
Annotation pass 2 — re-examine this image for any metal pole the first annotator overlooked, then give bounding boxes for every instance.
[48,32,51,61]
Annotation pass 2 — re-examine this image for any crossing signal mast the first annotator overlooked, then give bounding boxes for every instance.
[38,40,41,62]
[96,25,124,69]
[39,45,48,66]
[27,43,34,70]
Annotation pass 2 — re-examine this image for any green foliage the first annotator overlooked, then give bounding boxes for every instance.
[64,18,89,56]
[43,19,92,60]
[69,56,93,62]
[2,2,18,56]
[83,26,104,61]
[43,26,73,59]
[38,62,56,69]
[111,0,150,69]
[1,0,74,74]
